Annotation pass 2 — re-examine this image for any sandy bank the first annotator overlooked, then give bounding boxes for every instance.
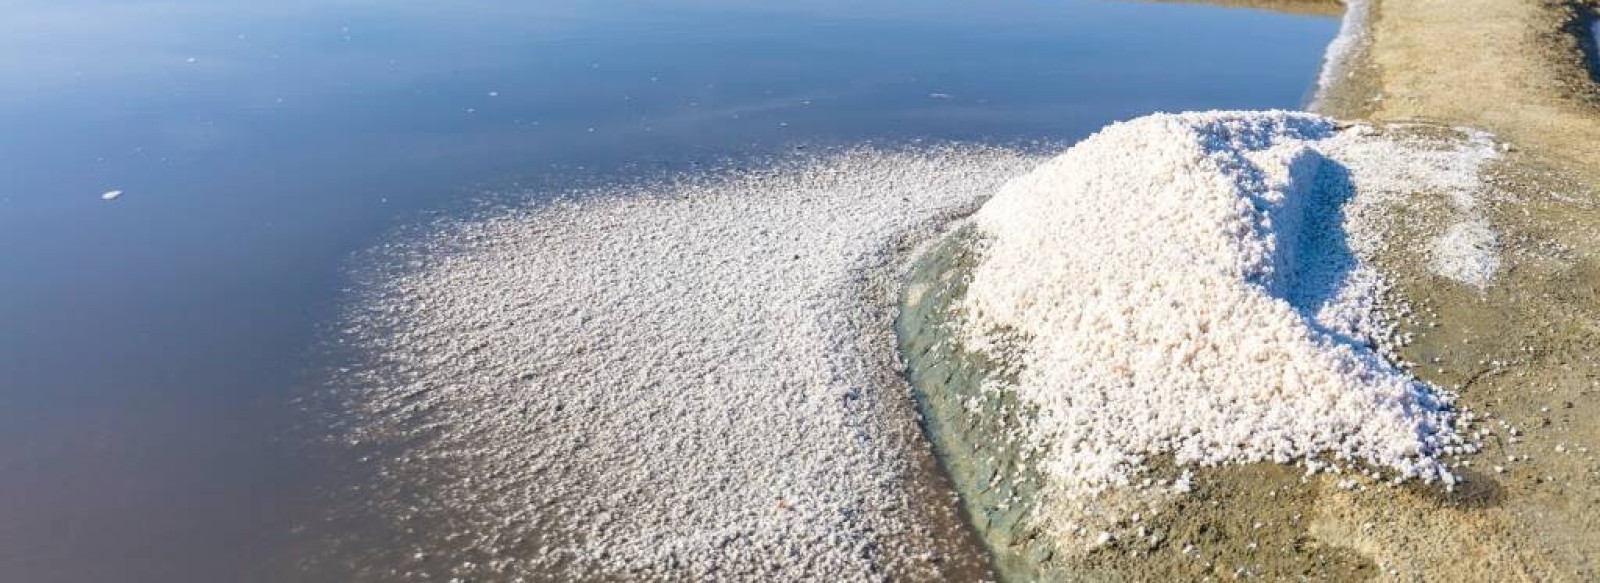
[1305,0,1600,580]
[1330,0,1600,173]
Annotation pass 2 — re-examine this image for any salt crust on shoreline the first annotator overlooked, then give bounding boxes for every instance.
[958,112,1487,505]
[339,111,1500,578]
[339,148,1040,581]
[1311,0,1369,110]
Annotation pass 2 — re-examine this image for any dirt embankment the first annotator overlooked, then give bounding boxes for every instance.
[1311,0,1600,580]
[1329,0,1600,171]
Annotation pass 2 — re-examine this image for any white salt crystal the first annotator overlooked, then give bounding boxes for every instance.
[959,112,1472,500]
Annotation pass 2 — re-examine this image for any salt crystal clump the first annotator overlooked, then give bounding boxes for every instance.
[1431,219,1499,289]
[958,111,1467,500]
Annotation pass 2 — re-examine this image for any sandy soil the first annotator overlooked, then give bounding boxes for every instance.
[1332,0,1600,172]
[1307,0,1600,581]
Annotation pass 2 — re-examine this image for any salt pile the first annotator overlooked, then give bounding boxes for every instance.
[333,147,1040,581]
[957,112,1481,504]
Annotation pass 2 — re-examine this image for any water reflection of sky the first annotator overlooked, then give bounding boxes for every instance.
[0,1,1335,581]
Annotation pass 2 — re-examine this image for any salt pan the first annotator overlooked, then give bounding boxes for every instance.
[334,147,1040,580]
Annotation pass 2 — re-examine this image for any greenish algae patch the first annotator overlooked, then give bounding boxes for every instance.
[897,227,1057,581]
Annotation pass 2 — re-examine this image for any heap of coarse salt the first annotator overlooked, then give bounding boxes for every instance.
[958,111,1474,500]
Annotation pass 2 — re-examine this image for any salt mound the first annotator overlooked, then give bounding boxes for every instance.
[332,147,1041,581]
[958,111,1475,501]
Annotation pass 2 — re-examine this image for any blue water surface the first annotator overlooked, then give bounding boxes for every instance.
[0,1,1335,581]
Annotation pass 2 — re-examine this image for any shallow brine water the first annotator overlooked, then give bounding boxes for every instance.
[0,1,1334,581]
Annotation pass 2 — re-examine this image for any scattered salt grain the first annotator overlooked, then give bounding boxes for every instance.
[1431,220,1500,288]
